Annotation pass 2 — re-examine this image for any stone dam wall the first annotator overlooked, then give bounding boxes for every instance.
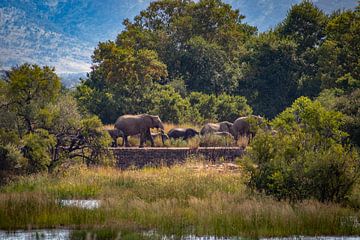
[110,147,245,169]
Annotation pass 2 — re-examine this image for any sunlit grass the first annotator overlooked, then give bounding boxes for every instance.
[103,122,249,148]
[1,162,360,238]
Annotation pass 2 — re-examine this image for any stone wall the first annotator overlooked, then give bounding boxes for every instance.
[110,147,244,169]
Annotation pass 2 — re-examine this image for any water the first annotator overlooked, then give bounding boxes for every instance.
[0,229,71,240]
[0,229,359,240]
[59,199,101,209]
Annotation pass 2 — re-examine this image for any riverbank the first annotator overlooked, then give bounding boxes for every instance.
[0,162,359,239]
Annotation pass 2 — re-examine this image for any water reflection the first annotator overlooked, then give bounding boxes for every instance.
[0,229,359,240]
[59,199,101,209]
[0,229,71,240]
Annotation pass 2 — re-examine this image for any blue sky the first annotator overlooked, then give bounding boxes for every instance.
[0,0,357,74]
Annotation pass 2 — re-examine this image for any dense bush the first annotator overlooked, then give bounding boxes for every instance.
[0,64,111,174]
[22,129,55,173]
[244,97,360,202]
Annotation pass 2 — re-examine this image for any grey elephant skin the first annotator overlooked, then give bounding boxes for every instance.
[107,129,123,147]
[168,128,199,140]
[151,132,169,145]
[232,115,263,142]
[200,121,234,136]
[212,131,234,139]
[115,114,164,148]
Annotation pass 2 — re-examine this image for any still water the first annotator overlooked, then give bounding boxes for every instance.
[0,230,359,240]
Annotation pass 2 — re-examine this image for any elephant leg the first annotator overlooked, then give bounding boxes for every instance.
[124,135,130,147]
[146,129,155,147]
[139,132,145,148]
[112,138,117,147]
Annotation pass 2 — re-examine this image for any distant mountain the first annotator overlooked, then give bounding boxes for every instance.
[59,72,88,88]
[0,0,357,73]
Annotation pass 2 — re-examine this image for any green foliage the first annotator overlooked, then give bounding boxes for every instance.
[244,97,359,202]
[216,93,252,122]
[76,42,168,124]
[318,88,360,147]
[277,1,327,52]
[181,36,241,95]
[272,96,346,142]
[238,33,299,118]
[0,144,27,172]
[1,64,61,133]
[188,92,218,123]
[245,130,360,202]
[186,92,252,123]
[148,85,191,124]
[22,129,56,173]
[317,9,360,91]
[0,64,112,175]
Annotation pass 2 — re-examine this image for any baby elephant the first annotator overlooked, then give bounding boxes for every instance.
[151,132,169,145]
[168,128,199,140]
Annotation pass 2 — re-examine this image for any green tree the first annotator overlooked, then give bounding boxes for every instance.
[216,94,252,122]
[0,64,111,173]
[0,64,61,133]
[181,36,240,95]
[244,97,359,202]
[238,33,299,118]
[148,84,192,124]
[317,9,360,91]
[277,1,327,52]
[76,42,168,123]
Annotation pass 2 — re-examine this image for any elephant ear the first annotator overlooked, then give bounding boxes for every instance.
[150,115,158,124]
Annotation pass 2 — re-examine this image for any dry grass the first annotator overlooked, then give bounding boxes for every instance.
[102,122,249,148]
[1,162,359,238]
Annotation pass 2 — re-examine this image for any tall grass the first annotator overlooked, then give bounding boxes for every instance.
[1,163,359,238]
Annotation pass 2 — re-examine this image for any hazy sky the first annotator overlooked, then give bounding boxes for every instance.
[0,0,357,73]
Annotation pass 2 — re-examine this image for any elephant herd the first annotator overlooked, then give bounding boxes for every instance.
[108,114,266,148]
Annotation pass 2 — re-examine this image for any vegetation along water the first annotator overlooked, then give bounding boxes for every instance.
[0,0,359,239]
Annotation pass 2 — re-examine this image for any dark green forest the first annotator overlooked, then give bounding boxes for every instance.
[75,0,359,143]
[0,0,359,203]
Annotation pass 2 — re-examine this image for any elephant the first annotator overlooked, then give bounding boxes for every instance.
[200,121,234,136]
[212,131,234,139]
[107,128,123,147]
[114,114,164,148]
[167,128,199,140]
[232,115,264,142]
[151,132,169,145]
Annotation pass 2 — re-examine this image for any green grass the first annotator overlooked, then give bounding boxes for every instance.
[0,162,360,239]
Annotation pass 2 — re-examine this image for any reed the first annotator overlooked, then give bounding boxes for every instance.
[1,162,359,238]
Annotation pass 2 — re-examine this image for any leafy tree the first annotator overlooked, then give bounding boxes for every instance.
[238,33,299,118]
[22,129,55,173]
[76,42,168,123]
[318,88,360,147]
[216,94,252,122]
[0,64,111,174]
[148,84,192,124]
[277,1,327,52]
[272,96,346,143]
[188,92,218,123]
[0,64,61,133]
[181,36,240,95]
[244,97,359,202]
[317,9,360,91]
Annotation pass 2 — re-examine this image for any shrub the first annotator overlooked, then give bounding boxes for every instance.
[22,130,56,173]
[149,85,192,124]
[0,144,27,172]
[216,94,252,122]
[244,97,360,203]
[244,130,360,202]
